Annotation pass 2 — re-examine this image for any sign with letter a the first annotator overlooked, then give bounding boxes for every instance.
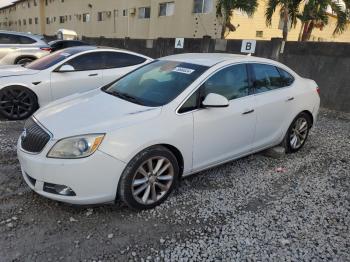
[241,40,256,54]
[175,38,184,49]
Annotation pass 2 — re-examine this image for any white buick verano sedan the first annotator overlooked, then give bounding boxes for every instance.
[0,46,152,120]
[17,53,320,210]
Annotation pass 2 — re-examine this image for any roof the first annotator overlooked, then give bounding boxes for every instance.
[160,53,278,67]
[0,30,45,40]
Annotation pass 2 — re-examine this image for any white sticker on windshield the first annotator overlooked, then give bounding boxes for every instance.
[172,67,195,74]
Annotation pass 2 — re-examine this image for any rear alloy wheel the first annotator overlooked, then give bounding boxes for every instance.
[284,112,311,153]
[118,146,179,210]
[0,86,38,120]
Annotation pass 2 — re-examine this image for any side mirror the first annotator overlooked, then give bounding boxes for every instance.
[58,64,75,72]
[202,93,229,108]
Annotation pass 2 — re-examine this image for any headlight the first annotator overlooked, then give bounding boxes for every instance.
[47,134,105,159]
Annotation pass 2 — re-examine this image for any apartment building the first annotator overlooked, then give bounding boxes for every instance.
[0,0,349,42]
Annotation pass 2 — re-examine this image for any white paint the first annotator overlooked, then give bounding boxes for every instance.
[18,53,320,206]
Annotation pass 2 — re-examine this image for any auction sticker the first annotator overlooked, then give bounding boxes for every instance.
[172,67,195,74]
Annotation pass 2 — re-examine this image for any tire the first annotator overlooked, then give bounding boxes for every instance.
[284,112,312,153]
[0,86,39,121]
[16,57,35,65]
[118,146,179,210]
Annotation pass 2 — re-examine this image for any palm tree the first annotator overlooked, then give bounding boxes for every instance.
[298,0,349,41]
[216,0,259,39]
[265,0,303,41]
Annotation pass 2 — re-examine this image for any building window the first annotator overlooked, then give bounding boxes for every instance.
[23,19,26,25]
[34,0,37,6]
[97,11,111,21]
[159,2,175,16]
[138,7,151,19]
[193,0,213,14]
[83,13,90,22]
[46,17,50,24]
[59,16,65,23]
[35,17,38,24]
[122,9,128,16]
[29,18,32,25]
[256,31,263,37]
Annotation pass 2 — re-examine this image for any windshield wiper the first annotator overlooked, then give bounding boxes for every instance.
[105,90,146,106]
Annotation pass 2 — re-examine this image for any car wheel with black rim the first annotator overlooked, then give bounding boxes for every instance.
[118,146,179,210]
[284,112,312,153]
[0,86,38,121]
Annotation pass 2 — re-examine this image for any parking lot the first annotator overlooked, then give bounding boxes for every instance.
[0,108,349,261]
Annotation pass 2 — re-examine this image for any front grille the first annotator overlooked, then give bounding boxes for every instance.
[21,118,50,153]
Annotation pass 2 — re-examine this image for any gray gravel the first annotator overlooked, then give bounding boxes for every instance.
[0,109,349,261]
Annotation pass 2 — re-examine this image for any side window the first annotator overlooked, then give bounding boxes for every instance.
[178,91,199,114]
[103,52,146,69]
[252,64,286,93]
[66,52,105,71]
[277,67,295,87]
[19,36,36,44]
[0,34,19,44]
[202,64,250,100]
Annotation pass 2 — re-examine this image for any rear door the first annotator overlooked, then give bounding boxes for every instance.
[50,52,104,100]
[101,51,148,84]
[250,63,295,150]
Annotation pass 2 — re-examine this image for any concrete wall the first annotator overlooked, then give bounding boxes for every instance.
[1,0,349,42]
[81,36,350,112]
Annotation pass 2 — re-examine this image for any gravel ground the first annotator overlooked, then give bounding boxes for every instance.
[0,109,349,262]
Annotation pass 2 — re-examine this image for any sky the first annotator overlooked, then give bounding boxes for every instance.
[0,0,13,8]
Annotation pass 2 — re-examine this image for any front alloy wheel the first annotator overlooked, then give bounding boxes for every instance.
[0,86,38,120]
[118,146,179,210]
[132,157,174,205]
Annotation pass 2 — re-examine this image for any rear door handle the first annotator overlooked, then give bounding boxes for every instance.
[89,73,98,77]
[286,97,295,102]
[242,109,254,115]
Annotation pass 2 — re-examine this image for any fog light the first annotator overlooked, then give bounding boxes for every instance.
[43,182,76,196]
[55,185,75,196]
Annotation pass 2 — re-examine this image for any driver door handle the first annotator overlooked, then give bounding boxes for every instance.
[242,109,255,115]
[286,96,295,102]
[89,73,98,77]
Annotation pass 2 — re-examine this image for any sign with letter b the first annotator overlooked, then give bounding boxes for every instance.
[241,40,256,54]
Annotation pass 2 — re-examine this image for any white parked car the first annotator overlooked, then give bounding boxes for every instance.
[0,46,152,120]
[17,53,320,210]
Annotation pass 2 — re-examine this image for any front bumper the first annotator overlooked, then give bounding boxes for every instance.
[17,138,126,205]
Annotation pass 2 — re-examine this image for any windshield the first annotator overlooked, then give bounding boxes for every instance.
[103,60,208,107]
[25,50,73,70]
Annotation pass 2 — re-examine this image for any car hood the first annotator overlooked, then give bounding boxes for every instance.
[0,65,39,78]
[34,89,161,139]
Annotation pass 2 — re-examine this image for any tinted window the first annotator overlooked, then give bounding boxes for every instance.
[202,64,250,100]
[66,52,105,71]
[0,34,35,44]
[25,50,73,70]
[251,64,285,93]
[178,91,199,114]
[19,36,36,44]
[103,52,146,69]
[0,34,19,44]
[278,67,294,86]
[103,60,208,107]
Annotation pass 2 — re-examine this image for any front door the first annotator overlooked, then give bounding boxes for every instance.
[50,52,104,101]
[192,64,257,170]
